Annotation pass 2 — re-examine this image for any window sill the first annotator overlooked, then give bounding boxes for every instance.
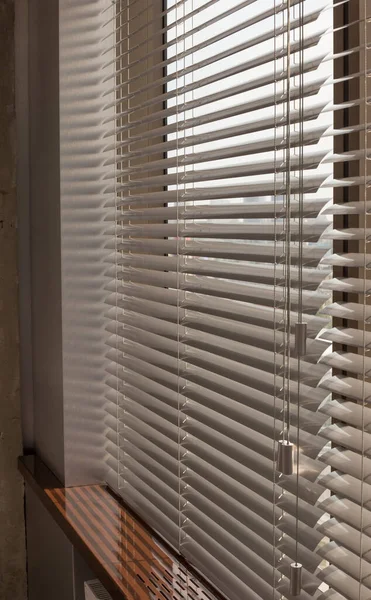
[18,455,220,600]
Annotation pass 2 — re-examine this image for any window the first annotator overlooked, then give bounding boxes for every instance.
[103,1,370,599]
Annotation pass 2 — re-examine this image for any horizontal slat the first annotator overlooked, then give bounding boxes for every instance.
[319,375,371,401]
[107,196,329,220]
[317,471,371,507]
[322,200,371,215]
[105,375,325,515]
[111,150,327,190]
[317,544,371,589]
[180,505,321,587]
[108,0,323,97]
[320,253,371,268]
[107,324,329,406]
[103,1,369,598]
[181,526,316,600]
[320,302,371,321]
[317,518,371,560]
[319,351,371,375]
[183,410,325,488]
[318,566,371,600]
[104,33,323,132]
[106,175,336,205]
[317,591,348,600]
[182,438,323,527]
[318,496,371,533]
[182,498,319,580]
[108,307,328,381]
[321,277,371,294]
[109,269,330,309]
[109,254,330,287]
[107,399,324,529]
[325,227,371,241]
[104,301,327,352]
[104,291,330,338]
[107,101,325,158]
[108,150,360,190]
[102,0,263,64]
[181,472,323,553]
[103,7,321,100]
[318,327,371,348]
[320,423,371,455]
[320,447,371,481]
[320,399,371,430]
[106,238,328,266]
[105,340,328,428]
[109,426,322,572]
[103,0,302,65]
[105,128,326,176]
[103,82,324,163]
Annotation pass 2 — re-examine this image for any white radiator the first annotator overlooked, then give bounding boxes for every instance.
[84,580,113,600]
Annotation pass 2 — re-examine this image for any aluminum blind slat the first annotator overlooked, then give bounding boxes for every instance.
[105,197,329,218]
[320,398,371,428]
[109,219,330,239]
[106,380,324,519]
[104,295,330,337]
[320,301,371,320]
[102,7,322,100]
[108,311,329,380]
[102,82,325,155]
[105,240,328,264]
[102,0,369,598]
[182,483,322,560]
[106,330,329,405]
[321,252,371,267]
[317,518,371,557]
[318,567,371,600]
[320,448,371,480]
[110,271,330,309]
[318,496,371,533]
[107,255,330,286]
[105,342,328,427]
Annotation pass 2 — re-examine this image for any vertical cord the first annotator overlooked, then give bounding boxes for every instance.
[122,0,130,491]
[175,0,182,556]
[179,0,189,557]
[272,1,278,596]
[360,0,367,595]
[114,0,120,492]
[295,0,304,568]
[284,0,292,445]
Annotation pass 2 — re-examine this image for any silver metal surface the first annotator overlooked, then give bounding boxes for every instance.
[289,562,302,596]
[277,440,294,475]
[294,322,307,357]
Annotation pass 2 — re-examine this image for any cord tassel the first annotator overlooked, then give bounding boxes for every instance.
[290,562,302,596]
[294,322,307,357]
[277,440,294,475]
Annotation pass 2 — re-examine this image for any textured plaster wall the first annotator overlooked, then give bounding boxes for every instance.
[0,1,27,598]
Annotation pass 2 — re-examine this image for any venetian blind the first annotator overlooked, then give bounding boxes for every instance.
[102,1,371,599]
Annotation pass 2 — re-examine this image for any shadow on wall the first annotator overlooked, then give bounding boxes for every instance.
[0,1,27,598]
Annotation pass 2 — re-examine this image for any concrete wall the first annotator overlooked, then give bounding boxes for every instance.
[0,1,27,598]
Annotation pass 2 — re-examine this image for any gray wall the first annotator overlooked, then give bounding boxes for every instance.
[24,0,111,487]
[18,0,113,597]
[28,0,66,482]
[0,1,27,598]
